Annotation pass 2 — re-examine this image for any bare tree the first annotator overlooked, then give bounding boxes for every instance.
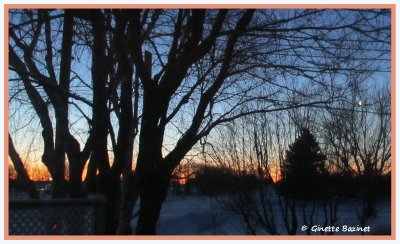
[322,80,391,229]
[9,10,93,197]
[8,8,390,235]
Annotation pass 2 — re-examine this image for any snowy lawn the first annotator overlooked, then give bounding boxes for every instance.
[131,195,247,235]
[130,194,391,235]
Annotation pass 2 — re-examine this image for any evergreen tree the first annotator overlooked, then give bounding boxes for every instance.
[281,128,327,198]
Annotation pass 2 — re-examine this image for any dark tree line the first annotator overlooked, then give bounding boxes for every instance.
[203,105,390,235]
[8,8,390,235]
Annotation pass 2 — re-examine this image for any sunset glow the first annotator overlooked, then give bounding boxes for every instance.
[7,7,392,236]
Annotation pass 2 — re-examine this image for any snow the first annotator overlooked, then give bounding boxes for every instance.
[131,195,247,235]
[130,193,391,235]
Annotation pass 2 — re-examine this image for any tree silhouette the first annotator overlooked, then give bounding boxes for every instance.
[8,8,390,235]
[281,128,327,198]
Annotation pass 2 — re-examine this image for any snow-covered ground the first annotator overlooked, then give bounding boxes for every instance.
[130,193,391,235]
[131,195,247,235]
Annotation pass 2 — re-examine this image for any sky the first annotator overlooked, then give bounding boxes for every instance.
[0,0,400,243]
[6,6,392,179]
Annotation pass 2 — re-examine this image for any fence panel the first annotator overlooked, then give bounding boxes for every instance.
[9,198,106,235]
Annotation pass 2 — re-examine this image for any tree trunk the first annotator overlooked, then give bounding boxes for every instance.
[8,134,39,199]
[84,159,97,193]
[136,170,170,235]
[67,134,88,198]
[103,181,121,234]
[69,158,85,197]
[50,170,67,198]
[89,11,110,194]
[117,173,138,234]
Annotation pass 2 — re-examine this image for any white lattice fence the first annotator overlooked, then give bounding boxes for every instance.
[9,198,106,235]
